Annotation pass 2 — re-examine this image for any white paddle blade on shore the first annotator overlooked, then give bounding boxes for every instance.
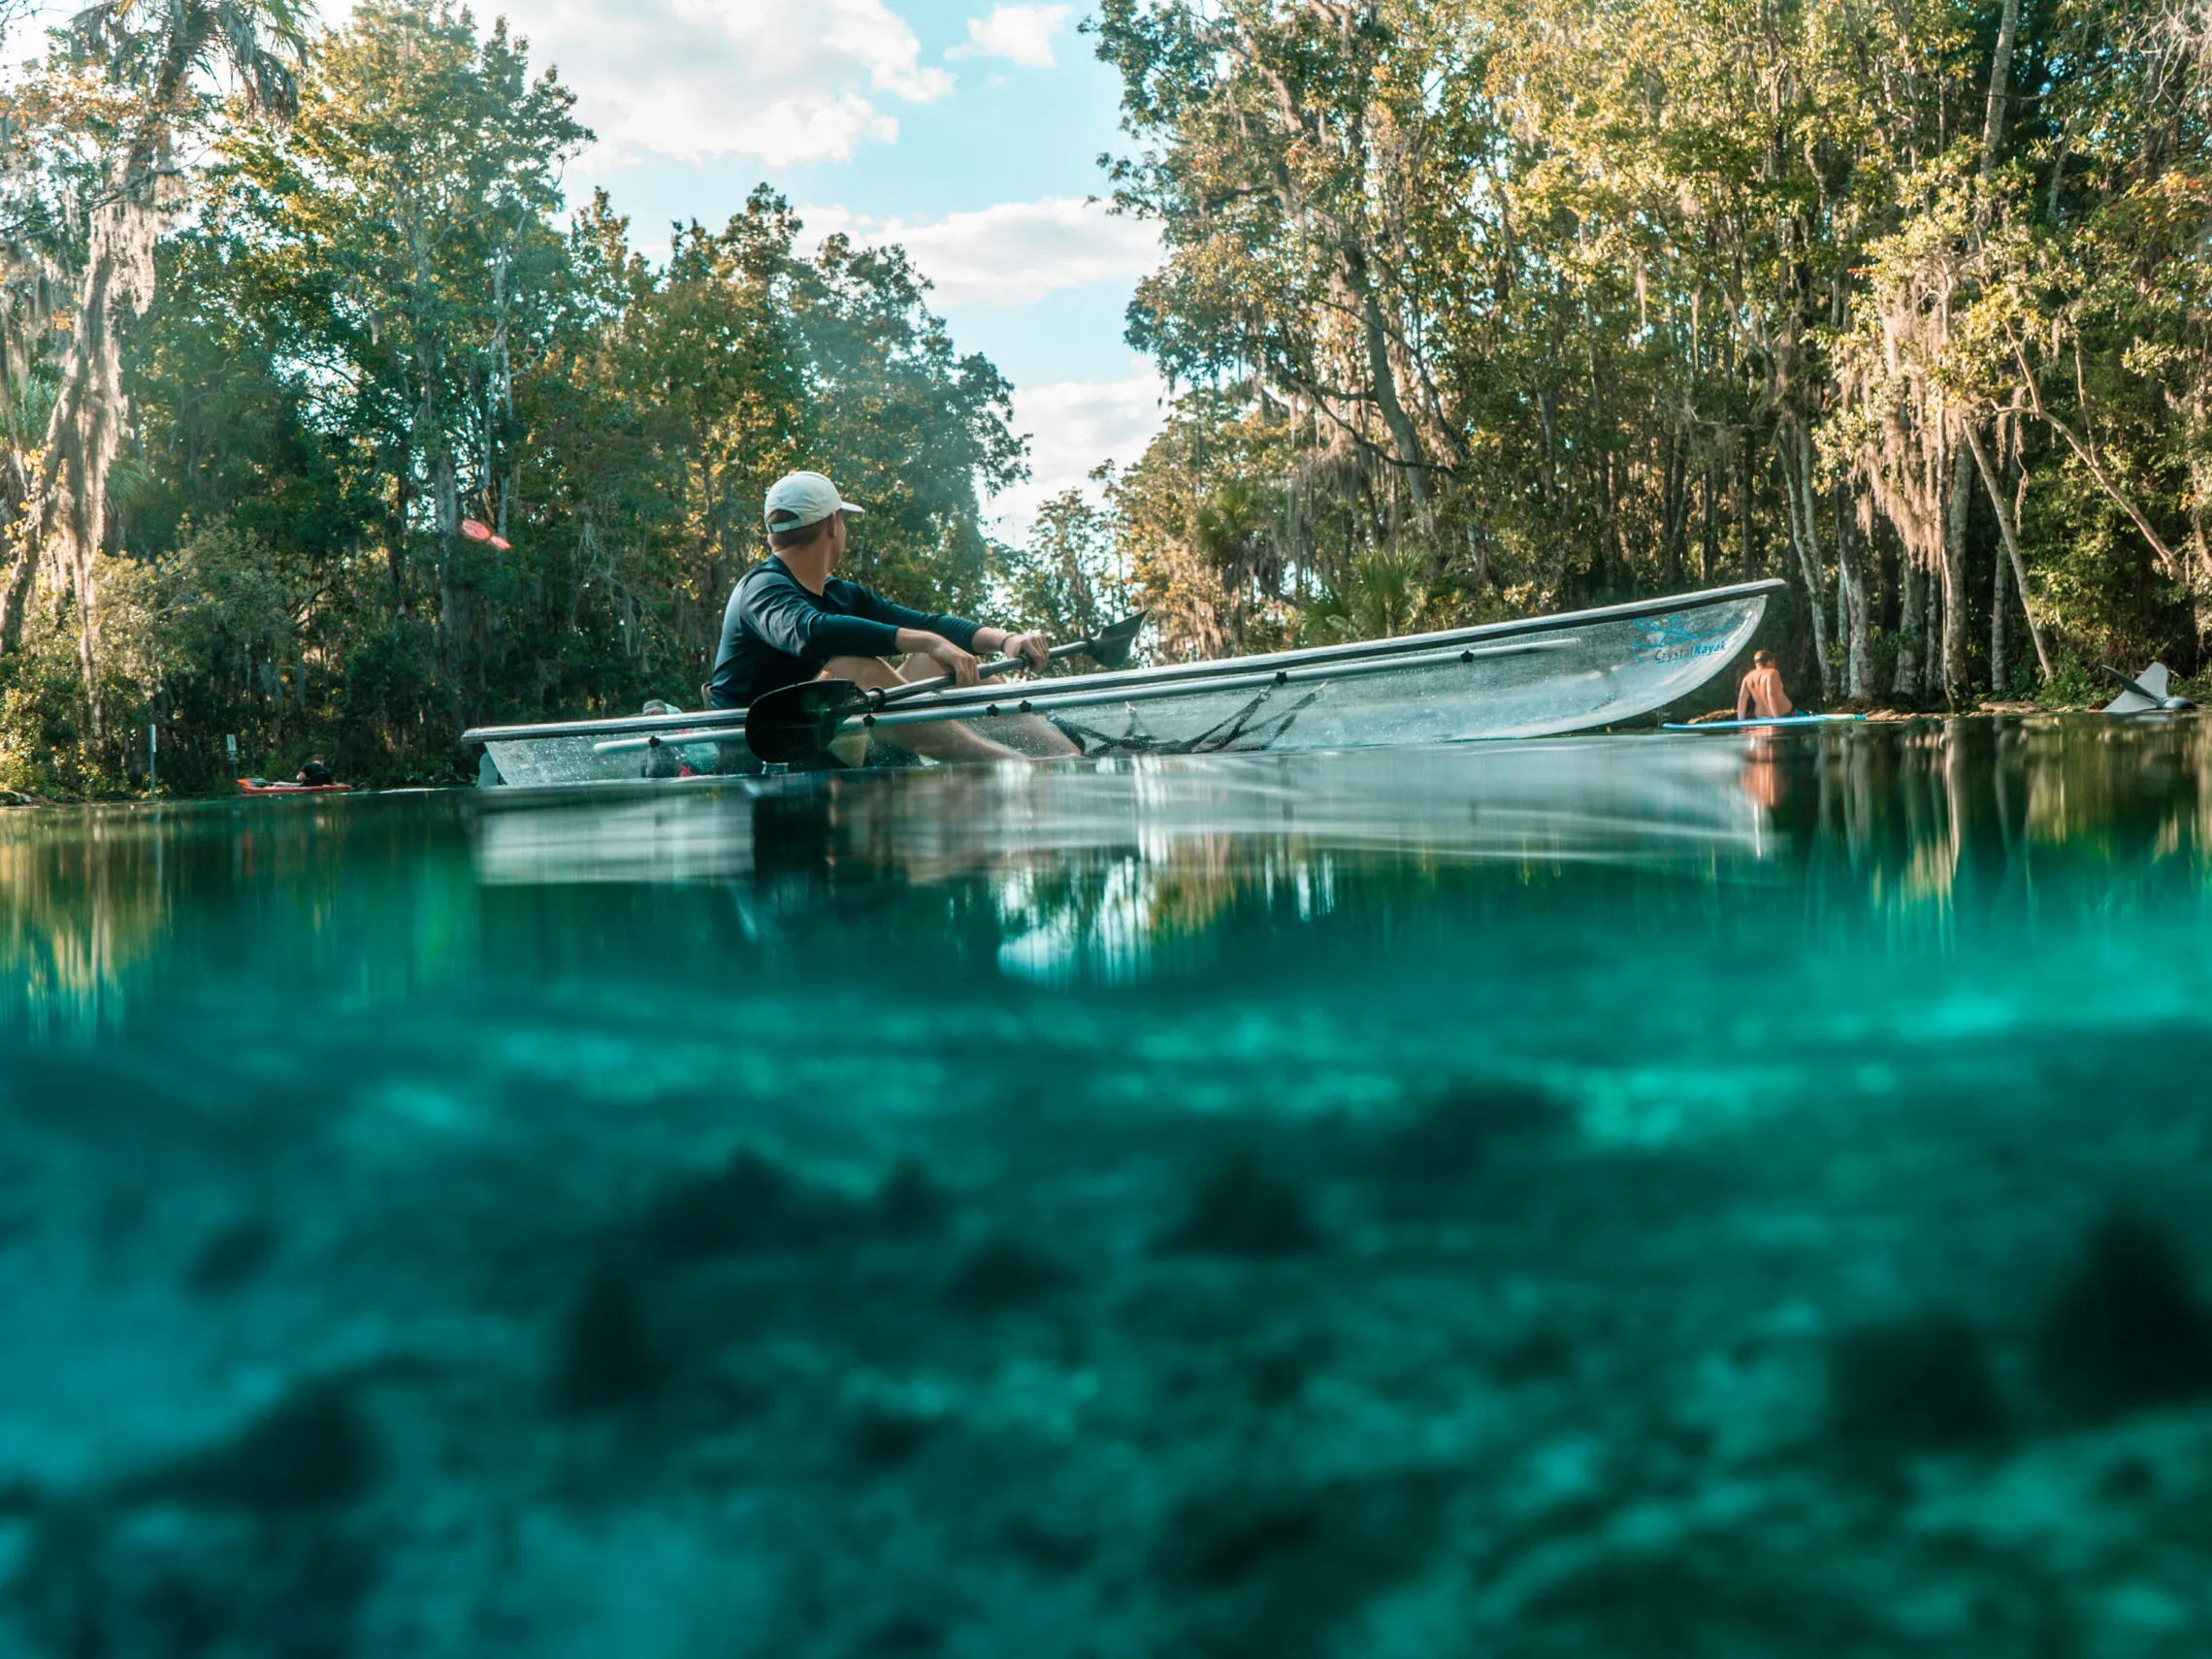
[2102,663,2172,714]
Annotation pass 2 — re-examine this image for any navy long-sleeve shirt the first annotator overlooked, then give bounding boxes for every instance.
[708,559,983,708]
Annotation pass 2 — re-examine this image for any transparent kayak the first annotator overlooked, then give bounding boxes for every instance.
[464,579,1782,789]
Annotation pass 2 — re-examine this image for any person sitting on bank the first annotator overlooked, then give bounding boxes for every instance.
[1736,650,1799,721]
[707,470,1078,762]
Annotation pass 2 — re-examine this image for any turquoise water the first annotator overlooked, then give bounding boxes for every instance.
[4,720,2211,1655]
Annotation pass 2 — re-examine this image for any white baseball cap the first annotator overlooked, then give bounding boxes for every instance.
[763,471,864,533]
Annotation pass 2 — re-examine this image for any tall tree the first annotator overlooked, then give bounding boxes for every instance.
[36,0,307,734]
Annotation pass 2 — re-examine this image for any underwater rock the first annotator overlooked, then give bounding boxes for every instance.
[1166,1494,1323,1590]
[1157,1475,1452,1659]
[1489,1326,1578,1386]
[1512,1550,1895,1656]
[121,1383,377,1514]
[1002,1514,1096,1573]
[184,1217,279,1296]
[1157,1156,1323,1257]
[1827,1313,2008,1461]
[2037,1212,2212,1422]
[873,1158,950,1236]
[553,1263,662,1414]
[862,1613,946,1653]
[848,1404,940,1472]
[642,1149,862,1259]
[14,1514,378,1659]
[1374,1082,1565,1186]
[945,1237,1076,1312]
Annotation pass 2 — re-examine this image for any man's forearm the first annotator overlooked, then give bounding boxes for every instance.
[895,625,1036,665]
[891,626,1010,653]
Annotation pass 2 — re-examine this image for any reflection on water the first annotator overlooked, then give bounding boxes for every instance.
[474,741,1773,982]
[2,720,2211,1655]
[476,738,1772,882]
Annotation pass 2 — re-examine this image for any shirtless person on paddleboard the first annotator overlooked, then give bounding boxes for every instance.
[708,471,1079,762]
[1736,650,1798,722]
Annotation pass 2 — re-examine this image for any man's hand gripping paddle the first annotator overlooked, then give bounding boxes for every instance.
[744,612,1148,764]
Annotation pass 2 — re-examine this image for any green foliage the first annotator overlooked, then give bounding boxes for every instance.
[1092,0,2212,702]
[12,0,2212,789]
[1299,547,1441,648]
[2033,651,2111,710]
[990,489,1137,660]
[0,0,1026,790]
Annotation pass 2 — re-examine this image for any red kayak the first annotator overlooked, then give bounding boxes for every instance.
[237,779,352,795]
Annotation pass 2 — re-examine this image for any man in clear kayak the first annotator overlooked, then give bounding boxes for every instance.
[1736,650,1799,721]
[707,471,1078,761]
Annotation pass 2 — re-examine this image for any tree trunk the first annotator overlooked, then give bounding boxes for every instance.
[41,191,168,741]
[1895,553,1925,698]
[1991,524,2010,695]
[1940,442,1972,704]
[1739,443,1756,577]
[0,496,34,655]
[1963,422,2053,680]
[1979,0,2022,189]
[1782,433,1834,699]
[1835,482,1871,699]
[1338,242,1426,509]
[1663,436,1685,589]
[1700,461,1716,583]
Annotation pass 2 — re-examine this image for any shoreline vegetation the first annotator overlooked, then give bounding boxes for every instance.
[0,700,2177,808]
[3,0,2210,797]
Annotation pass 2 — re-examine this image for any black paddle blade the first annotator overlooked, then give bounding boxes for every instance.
[1087,610,1148,669]
[744,679,869,764]
[2100,665,2159,703]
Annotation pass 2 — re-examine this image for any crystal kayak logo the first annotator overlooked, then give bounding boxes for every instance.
[1631,611,1738,664]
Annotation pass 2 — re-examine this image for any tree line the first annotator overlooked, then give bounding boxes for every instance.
[4,0,2208,795]
[0,0,1019,791]
[1078,0,2212,706]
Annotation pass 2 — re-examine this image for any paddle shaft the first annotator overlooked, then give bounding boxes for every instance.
[742,609,1148,764]
[865,634,1095,710]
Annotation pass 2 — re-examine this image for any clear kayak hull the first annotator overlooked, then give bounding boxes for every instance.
[465,580,1780,788]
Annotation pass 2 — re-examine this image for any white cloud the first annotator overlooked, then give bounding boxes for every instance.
[502,0,952,170]
[801,196,1159,309]
[947,4,1071,69]
[987,367,1169,540]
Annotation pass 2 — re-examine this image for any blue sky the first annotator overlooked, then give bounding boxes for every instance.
[7,0,1170,535]
[497,0,1171,535]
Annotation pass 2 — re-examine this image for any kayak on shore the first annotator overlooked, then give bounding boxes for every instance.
[238,780,354,796]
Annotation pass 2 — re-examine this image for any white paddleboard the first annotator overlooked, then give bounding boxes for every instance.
[1663,713,1866,732]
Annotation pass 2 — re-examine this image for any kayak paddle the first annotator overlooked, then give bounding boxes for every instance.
[744,611,1148,764]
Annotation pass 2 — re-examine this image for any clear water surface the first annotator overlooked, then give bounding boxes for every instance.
[3,719,2211,1656]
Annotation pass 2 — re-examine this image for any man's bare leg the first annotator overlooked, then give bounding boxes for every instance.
[819,656,1080,761]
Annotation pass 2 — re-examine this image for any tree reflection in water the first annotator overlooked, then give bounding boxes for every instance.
[2,720,2212,1654]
